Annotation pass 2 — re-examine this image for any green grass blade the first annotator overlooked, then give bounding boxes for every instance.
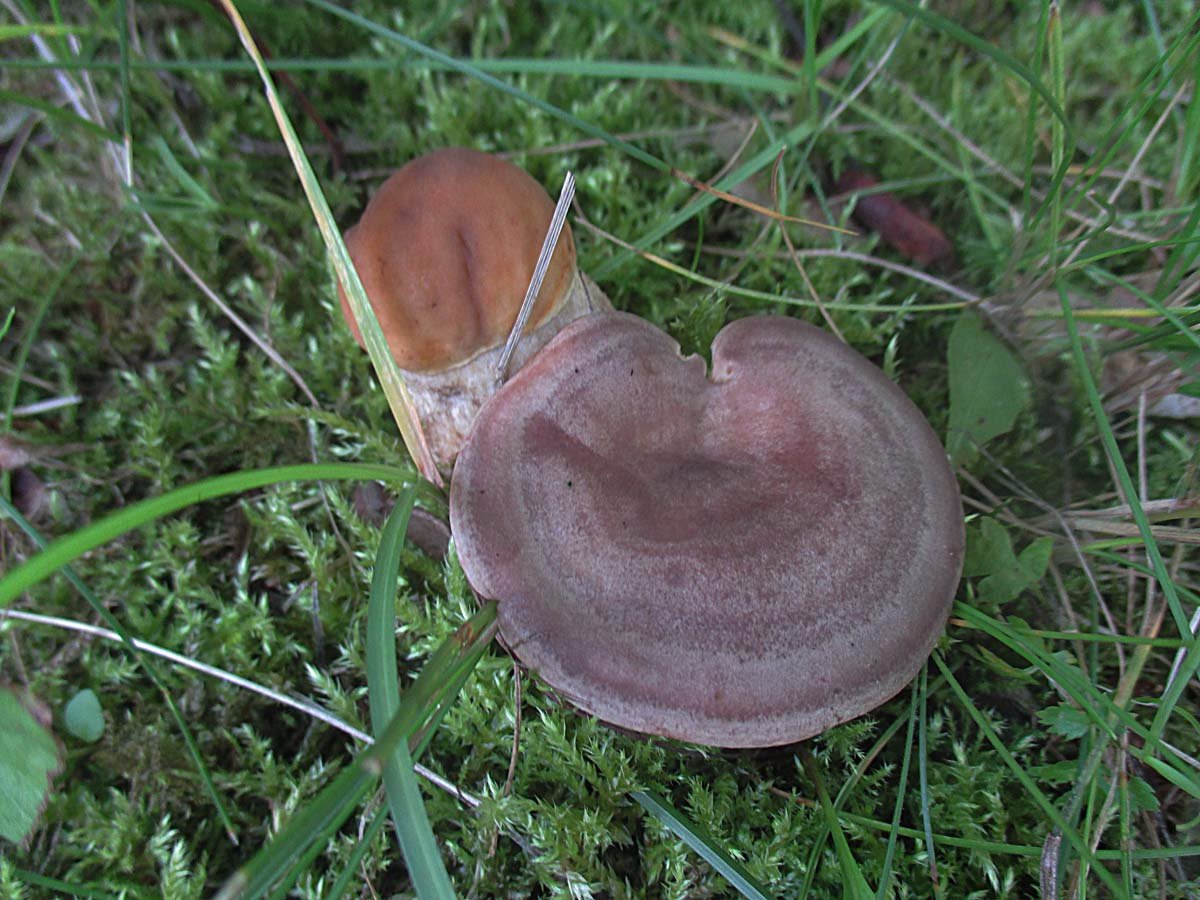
[1056,283,1192,739]
[217,765,377,899]
[876,685,919,899]
[216,0,440,484]
[1154,197,1200,301]
[0,88,118,141]
[1176,46,1200,199]
[0,462,413,607]
[870,0,1071,136]
[367,496,415,729]
[116,0,131,179]
[1056,19,1200,222]
[5,867,121,899]
[378,738,455,898]
[220,599,496,898]
[0,496,239,841]
[4,259,71,429]
[323,805,389,900]
[264,792,374,900]
[367,494,456,898]
[956,603,1200,796]
[632,790,771,900]
[799,749,874,900]
[798,713,910,899]
[933,654,1128,898]
[0,23,96,40]
[300,0,668,173]
[1087,268,1200,355]
[1047,3,1065,273]
[0,53,806,88]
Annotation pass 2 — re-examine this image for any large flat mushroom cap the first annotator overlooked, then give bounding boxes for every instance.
[450,312,964,747]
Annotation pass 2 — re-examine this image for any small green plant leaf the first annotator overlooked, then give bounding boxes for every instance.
[946,311,1029,466]
[1028,760,1081,784]
[1036,704,1091,740]
[1126,775,1161,814]
[0,687,64,843]
[963,517,1052,606]
[63,690,104,743]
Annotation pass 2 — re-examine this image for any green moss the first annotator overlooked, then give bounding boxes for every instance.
[1,0,1196,896]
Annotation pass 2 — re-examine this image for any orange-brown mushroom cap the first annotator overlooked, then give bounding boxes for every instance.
[449,312,964,748]
[338,147,577,372]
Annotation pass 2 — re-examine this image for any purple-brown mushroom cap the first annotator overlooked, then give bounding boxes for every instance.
[449,312,964,748]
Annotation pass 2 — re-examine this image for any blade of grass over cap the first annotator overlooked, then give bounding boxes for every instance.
[498,172,576,380]
[215,0,440,485]
[0,462,413,607]
[632,790,771,900]
[366,493,456,897]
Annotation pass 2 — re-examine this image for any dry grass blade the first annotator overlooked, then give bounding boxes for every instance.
[669,165,855,234]
[498,171,576,379]
[215,0,441,485]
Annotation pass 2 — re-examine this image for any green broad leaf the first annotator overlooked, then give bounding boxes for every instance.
[946,310,1030,466]
[63,690,104,743]
[1027,760,1081,784]
[1126,775,1161,814]
[1036,704,1091,740]
[963,518,1052,607]
[0,687,64,843]
[963,516,1014,577]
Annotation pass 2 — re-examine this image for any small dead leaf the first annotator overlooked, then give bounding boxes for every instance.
[352,481,390,527]
[835,168,956,268]
[406,508,450,562]
[352,482,450,560]
[0,435,34,471]
[11,467,47,521]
